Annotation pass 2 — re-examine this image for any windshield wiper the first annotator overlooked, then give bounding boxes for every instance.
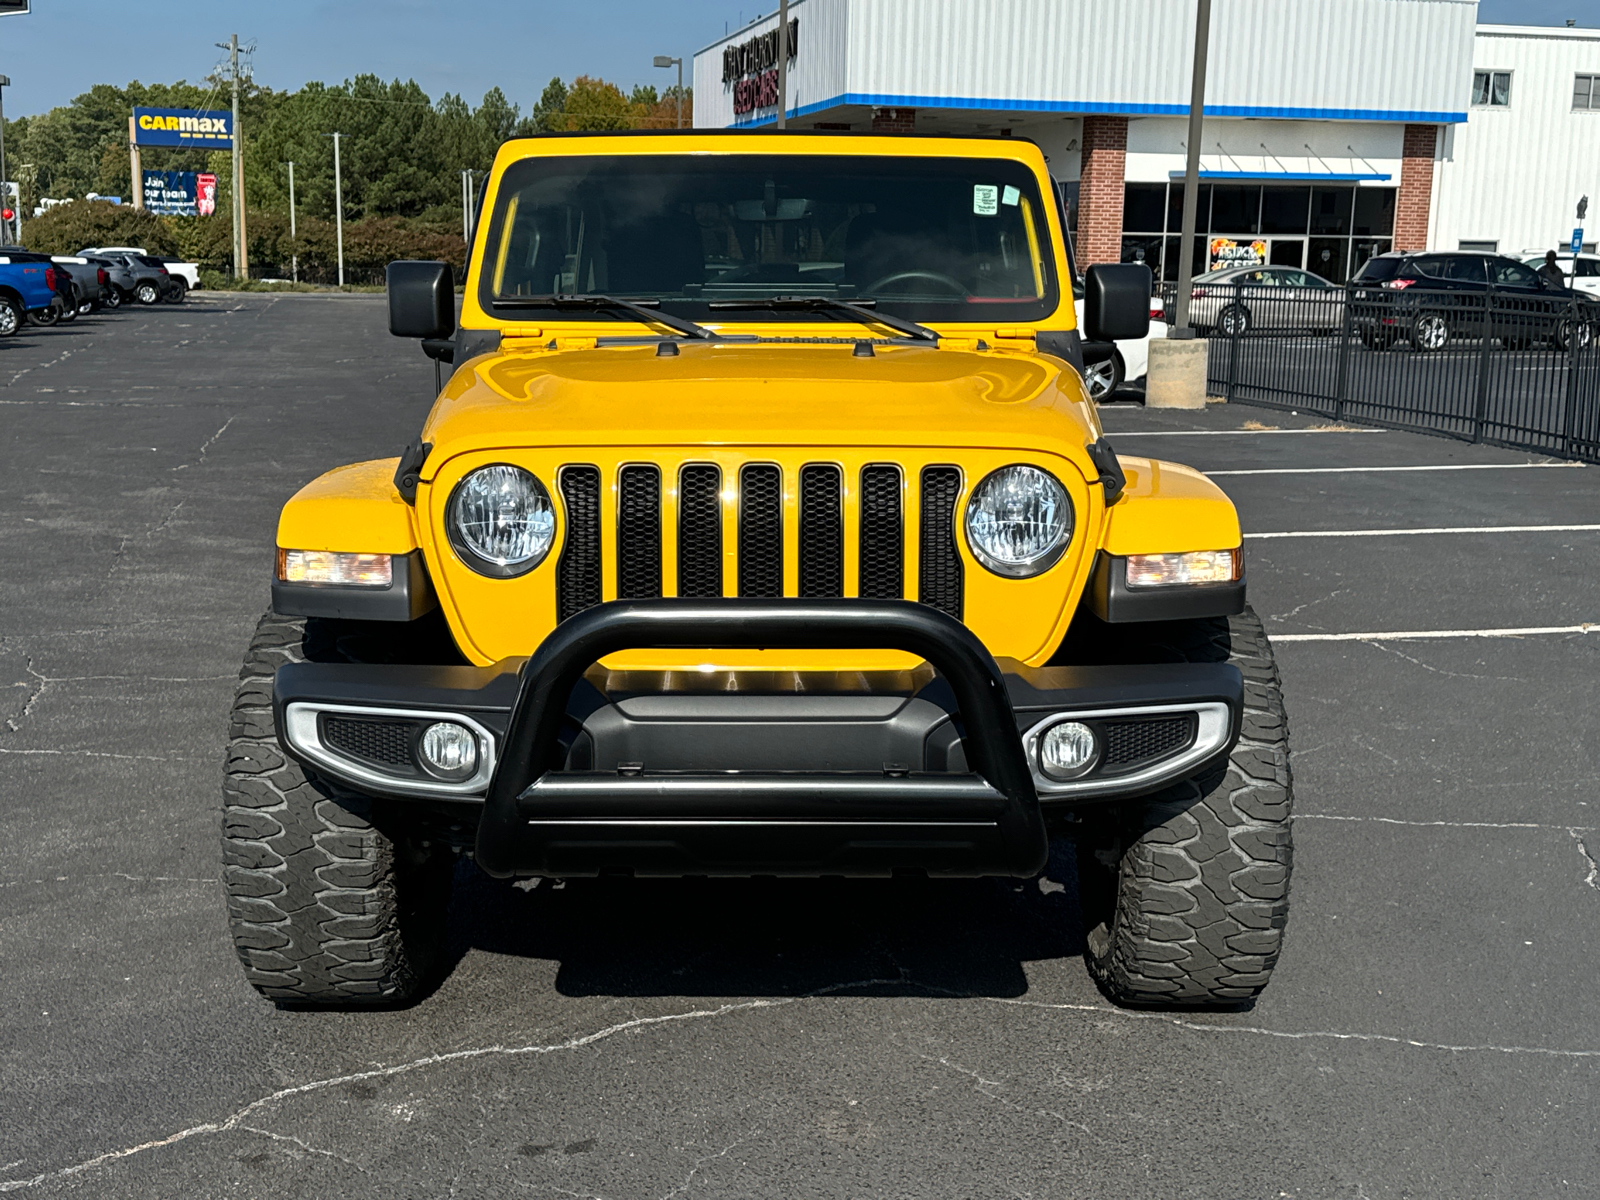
[707,295,939,342]
[493,293,714,340]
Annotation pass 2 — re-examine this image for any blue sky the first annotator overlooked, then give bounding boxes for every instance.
[0,0,1588,118]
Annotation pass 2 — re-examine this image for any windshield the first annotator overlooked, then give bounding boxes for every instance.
[480,152,1059,325]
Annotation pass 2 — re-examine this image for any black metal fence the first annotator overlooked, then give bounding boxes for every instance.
[1158,282,1600,462]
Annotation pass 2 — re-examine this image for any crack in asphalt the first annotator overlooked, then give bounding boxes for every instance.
[1571,830,1599,891]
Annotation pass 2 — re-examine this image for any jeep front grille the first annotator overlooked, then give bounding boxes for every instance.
[552,461,963,622]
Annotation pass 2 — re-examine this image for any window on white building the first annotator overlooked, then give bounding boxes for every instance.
[1458,240,1498,252]
[1575,74,1598,110]
[1472,70,1512,107]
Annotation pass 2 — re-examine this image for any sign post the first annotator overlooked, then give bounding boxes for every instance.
[1573,229,1584,256]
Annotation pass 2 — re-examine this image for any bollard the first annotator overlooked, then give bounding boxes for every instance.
[1145,336,1210,409]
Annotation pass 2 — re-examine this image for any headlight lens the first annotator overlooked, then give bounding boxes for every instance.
[447,464,555,576]
[964,465,1073,577]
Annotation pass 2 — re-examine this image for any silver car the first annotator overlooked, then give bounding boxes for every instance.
[1188,265,1344,336]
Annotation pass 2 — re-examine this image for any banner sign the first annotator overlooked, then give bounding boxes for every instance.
[1209,237,1267,271]
[132,107,233,148]
[141,171,219,216]
[1574,228,1585,255]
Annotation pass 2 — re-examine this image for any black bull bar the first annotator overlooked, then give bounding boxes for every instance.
[475,599,1049,878]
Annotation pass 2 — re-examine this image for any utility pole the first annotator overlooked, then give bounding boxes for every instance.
[0,76,12,240]
[776,0,790,129]
[327,132,344,287]
[461,169,473,245]
[1170,0,1211,336]
[652,56,684,129]
[127,115,143,211]
[217,34,249,279]
[285,161,297,283]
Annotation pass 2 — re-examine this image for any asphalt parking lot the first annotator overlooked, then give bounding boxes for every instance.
[3,294,1598,1198]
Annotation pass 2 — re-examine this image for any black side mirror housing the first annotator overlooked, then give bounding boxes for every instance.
[1084,263,1152,342]
[387,260,456,340]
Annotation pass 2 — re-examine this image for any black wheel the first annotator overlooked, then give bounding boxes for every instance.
[1408,311,1449,351]
[29,305,58,327]
[1071,607,1293,1008]
[77,301,96,316]
[1553,317,1595,353]
[57,301,77,323]
[223,612,458,1006]
[104,288,123,309]
[1082,352,1124,402]
[162,278,188,304]
[1218,304,1251,337]
[134,281,161,305]
[0,297,20,336]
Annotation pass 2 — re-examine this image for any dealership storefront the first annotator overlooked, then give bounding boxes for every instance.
[692,0,1478,281]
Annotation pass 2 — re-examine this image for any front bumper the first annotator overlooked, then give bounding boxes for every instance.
[274,600,1242,878]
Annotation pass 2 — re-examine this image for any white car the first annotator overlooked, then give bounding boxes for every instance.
[78,246,200,291]
[1520,252,1600,298]
[1074,289,1166,401]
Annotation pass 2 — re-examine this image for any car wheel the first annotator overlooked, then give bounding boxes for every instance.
[77,301,96,316]
[1554,317,1595,353]
[104,288,123,309]
[135,281,161,305]
[30,306,58,327]
[1083,353,1125,402]
[162,279,188,304]
[0,298,20,336]
[1409,312,1449,351]
[1218,304,1251,337]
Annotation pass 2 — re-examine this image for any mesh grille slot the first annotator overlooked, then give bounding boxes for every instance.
[798,464,844,598]
[322,716,413,768]
[617,465,662,599]
[738,464,783,598]
[1102,715,1196,767]
[678,464,723,598]
[858,464,903,600]
[556,465,602,621]
[918,465,963,619]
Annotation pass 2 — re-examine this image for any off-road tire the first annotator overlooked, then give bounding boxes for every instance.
[222,611,455,1006]
[1072,607,1293,1008]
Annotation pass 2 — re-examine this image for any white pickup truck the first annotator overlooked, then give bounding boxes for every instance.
[77,246,200,293]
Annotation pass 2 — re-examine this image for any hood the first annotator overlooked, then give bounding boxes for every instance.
[419,340,1103,478]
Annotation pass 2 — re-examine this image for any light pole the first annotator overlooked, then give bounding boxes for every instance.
[0,75,11,243]
[776,0,789,129]
[461,168,475,244]
[324,132,344,287]
[1170,0,1212,336]
[652,55,683,128]
[285,161,297,283]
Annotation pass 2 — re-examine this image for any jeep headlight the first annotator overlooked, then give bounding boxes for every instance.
[964,464,1073,577]
[447,464,555,577]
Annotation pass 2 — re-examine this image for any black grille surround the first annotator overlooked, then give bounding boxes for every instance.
[677,464,722,598]
[738,464,784,598]
[321,715,414,770]
[1101,714,1198,771]
[556,465,602,621]
[798,464,844,598]
[617,465,663,599]
[918,466,964,620]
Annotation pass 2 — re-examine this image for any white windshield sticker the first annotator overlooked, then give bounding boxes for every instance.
[973,184,999,216]
[1002,185,1021,207]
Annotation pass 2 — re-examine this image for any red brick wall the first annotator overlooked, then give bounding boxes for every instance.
[1077,115,1128,267]
[870,108,916,134]
[1395,123,1438,252]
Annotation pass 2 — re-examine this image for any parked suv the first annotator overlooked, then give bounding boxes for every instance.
[224,131,1294,1012]
[1351,251,1594,351]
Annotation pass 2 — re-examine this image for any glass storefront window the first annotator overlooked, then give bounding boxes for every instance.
[1311,187,1353,235]
[1119,182,1397,283]
[1353,189,1395,237]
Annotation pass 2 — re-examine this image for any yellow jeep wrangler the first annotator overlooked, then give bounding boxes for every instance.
[223,131,1292,1010]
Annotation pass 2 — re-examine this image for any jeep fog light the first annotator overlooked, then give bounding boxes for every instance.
[277,549,393,587]
[1039,721,1098,781]
[1125,549,1241,588]
[419,721,478,780]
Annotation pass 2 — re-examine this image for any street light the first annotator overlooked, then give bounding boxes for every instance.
[0,75,12,243]
[653,55,683,129]
[1169,0,1212,337]
[322,132,344,287]
[284,161,297,283]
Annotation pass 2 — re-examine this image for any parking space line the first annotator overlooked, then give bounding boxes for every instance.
[1103,428,1386,436]
[1211,462,1585,476]
[1247,524,1600,539]
[1275,624,1596,643]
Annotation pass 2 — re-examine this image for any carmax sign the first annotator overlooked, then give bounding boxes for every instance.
[132,107,233,148]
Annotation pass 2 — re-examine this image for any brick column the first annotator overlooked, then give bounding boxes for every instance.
[1394,123,1438,252]
[1077,115,1127,267]
[871,108,916,133]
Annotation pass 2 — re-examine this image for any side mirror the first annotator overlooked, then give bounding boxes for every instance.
[1084,263,1152,342]
[387,260,455,340]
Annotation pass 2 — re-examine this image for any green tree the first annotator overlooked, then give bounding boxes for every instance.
[529,77,568,134]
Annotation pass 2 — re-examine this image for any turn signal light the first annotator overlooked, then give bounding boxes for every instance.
[1125,549,1241,588]
[277,549,393,587]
